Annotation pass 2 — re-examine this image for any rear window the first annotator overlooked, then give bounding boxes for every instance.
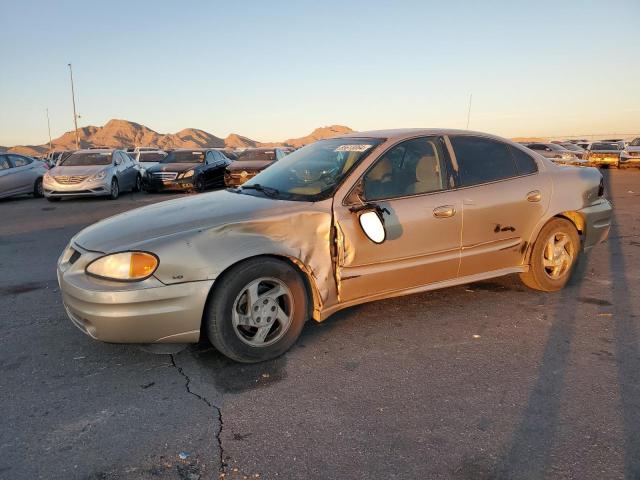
[451,136,518,187]
[61,152,112,166]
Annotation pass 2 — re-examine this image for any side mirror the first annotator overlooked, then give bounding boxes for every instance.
[358,209,386,244]
[114,158,122,166]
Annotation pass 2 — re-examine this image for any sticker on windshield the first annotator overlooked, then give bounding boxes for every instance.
[335,144,372,152]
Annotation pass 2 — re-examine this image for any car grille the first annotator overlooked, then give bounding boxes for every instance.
[629,151,640,157]
[152,172,178,181]
[54,175,89,184]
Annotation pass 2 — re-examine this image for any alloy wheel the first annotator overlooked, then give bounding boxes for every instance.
[231,277,294,347]
[542,232,574,279]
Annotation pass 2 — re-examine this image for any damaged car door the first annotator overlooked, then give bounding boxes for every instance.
[448,135,551,277]
[334,136,463,304]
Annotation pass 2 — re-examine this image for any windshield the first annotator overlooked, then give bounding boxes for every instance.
[235,149,277,162]
[139,152,166,163]
[591,143,619,151]
[560,143,582,151]
[629,138,640,147]
[240,137,384,201]
[161,150,205,163]
[61,152,112,166]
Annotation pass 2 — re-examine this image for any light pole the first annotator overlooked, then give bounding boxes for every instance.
[466,93,473,130]
[45,108,53,152]
[68,63,80,149]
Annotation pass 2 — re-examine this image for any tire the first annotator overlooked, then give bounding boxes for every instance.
[46,196,61,202]
[205,257,308,363]
[195,176,205,192]
[133,175,142,192]
[108,178,119,200]
[519,218,580,292]
[33,178,44,198]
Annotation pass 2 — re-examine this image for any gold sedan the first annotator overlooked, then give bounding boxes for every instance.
[58,129,612,362]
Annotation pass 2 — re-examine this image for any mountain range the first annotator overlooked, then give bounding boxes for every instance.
[7,120,354,156]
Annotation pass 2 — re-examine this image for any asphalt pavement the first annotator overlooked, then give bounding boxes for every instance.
[1,171,639,480]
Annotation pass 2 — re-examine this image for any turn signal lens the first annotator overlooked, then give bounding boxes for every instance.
[86,251,158,281]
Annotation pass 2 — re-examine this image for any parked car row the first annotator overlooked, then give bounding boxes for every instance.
[3,135,638,202]
[521,138,640,169]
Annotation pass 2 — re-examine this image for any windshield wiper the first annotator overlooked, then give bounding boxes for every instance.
[239,183,281,198]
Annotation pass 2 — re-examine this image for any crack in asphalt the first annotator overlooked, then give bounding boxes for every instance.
[170,354,225,474]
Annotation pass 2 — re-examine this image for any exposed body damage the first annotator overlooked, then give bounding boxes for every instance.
[57,128,612,353]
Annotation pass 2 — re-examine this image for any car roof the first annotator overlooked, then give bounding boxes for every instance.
[336,128,514,143]
[72,148,116,153]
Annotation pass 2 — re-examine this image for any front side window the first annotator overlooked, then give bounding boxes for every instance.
[10,155,32,167]
[363,137,448,201]
[451,136,518,187]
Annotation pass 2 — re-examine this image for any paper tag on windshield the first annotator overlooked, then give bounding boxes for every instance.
[335,144,372,152]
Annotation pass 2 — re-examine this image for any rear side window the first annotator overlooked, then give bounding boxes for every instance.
[451,136,517,187]
[509,146,538,175]
[0,156,10,170]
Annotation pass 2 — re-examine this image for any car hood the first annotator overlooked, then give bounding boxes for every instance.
[73,190,306,253]
[50,165,110,176]
[589,150,621,154]
[226,160,273,171]
[147,162,200,173]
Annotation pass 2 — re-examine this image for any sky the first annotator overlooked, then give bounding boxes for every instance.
[1,0,639,147]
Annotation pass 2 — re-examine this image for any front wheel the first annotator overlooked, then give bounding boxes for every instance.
[195,176,205,192]
[133,175,142,192]
[519,218,580,292]
[33,178,44,198]
[108,178,119,200]
[205,258,308,363]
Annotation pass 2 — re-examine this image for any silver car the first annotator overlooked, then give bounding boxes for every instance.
[44,149,141,202]
[525,143,582,165]
[0,153,47,199]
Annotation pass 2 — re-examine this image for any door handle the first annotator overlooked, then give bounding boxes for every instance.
[526,190,542,202]
[433,205,456,218]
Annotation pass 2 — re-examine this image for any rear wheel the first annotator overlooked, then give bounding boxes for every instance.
[519,218,580,292]
[205,258,308,363]
[108,178,119,200]
[33,178,44,198]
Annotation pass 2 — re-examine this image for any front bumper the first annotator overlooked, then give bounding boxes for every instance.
[619,157,640,168]
[44,178,110,197]
[578,199,612,250]
[144,177,195,191]
[57,244,214,343]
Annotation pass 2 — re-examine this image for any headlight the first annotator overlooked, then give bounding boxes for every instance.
[179,169,194,179]
[86,251,159,281]
[89,170,107,182]
[44,173,53,182]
